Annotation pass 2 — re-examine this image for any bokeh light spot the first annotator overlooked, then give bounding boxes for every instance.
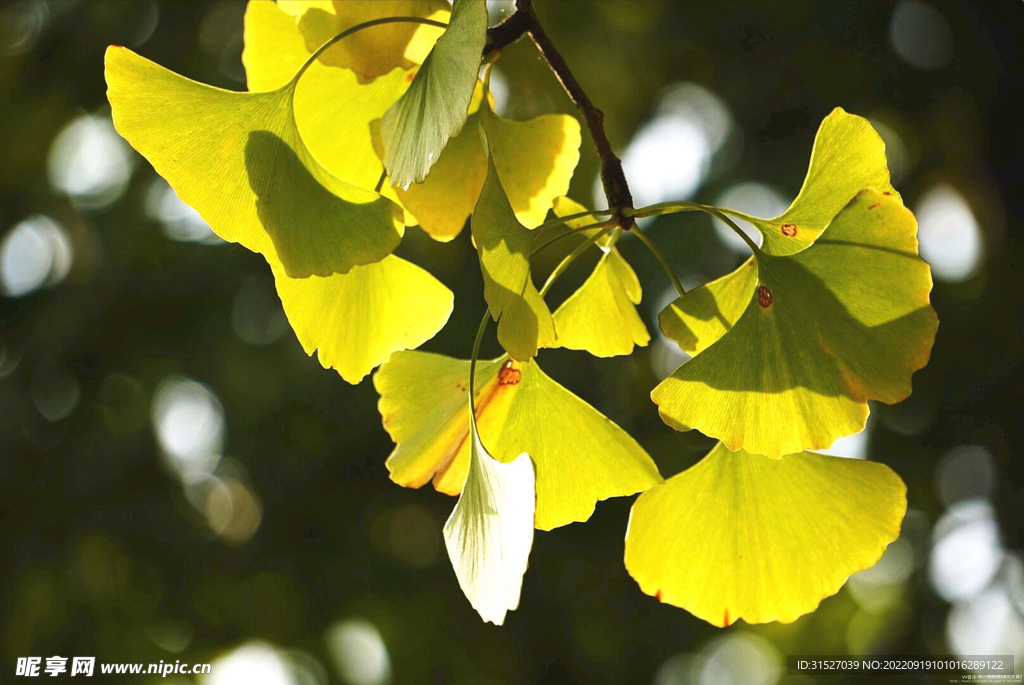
[1,215,73,297]
[47,114,134,210]
[325,618,392,685]
[915,183,983,282]
[889,0,954,70]
[151,377,225,480]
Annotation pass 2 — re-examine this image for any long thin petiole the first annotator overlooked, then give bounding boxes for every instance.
[468,309,491,409]
[532,209,615,235]
[632,228,686,298]
[539,227,615,297]
[531,219,616,257]
[630,201,762,256]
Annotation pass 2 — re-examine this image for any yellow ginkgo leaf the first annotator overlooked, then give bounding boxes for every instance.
[375,352,661,530]
[481,99,582,229]
[444,410,535,625]
[105,46,403,279]
[274,255,453,384]
[553,249,650,357]
[472,159,556,361]
[380,97,582,240]
[652,190,937,458]
[624,442,906,626]
[258,0,449,84]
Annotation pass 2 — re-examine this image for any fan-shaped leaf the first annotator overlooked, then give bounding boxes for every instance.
[659,109,898,354]
[624,442,906,626]
[472,160,556,361]
[652,190,937,458]
[444,413,535,625]
[274,255,453,384]
[480,99,582,229]
[105,46,402,279]
[246,0,449,87]
[381,0,486,187]
[553,249,650,357]
[374,352,662,530]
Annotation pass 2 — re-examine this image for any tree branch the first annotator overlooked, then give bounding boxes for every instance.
[484,0,635,228]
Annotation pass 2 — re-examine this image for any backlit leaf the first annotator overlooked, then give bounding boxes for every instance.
[380,91,582,240]
[472,159,556,361]
[105,46,403,279]
[381,0,487,187]
[374,352,662,530]
[652,190,937,458]
[624,442,906,626]
[274,255,453,384]
[480,98,582,228]
[249,0,449,86]
[443,412,535,625]
[657,257,756,356]
[659,109,898,354]
[553,249,650,357]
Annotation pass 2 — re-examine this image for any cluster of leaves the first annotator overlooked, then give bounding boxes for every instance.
[105,0,938,627]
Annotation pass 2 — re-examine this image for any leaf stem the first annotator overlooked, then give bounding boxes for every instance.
[632,228,686,297]
[532,209,614,234]
[531,219,616,257]
[539,226,615,297]
[468,309,491,409]
[630,201,763,257]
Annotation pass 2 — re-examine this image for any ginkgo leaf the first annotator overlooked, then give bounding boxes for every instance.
[624,442,906,626]
[753,108,898,256]
[472,159,556,361]
[652,190,938,458]
[374,352,662,530]
[105,46,403,279]
[553,249,650,357]
[480,98,582,229]
[247,0,449,86]
[659,109,897,354]
[377,92,582,240]
[274,255,453,384]
[657,257,756,356]
[443,412,535,625]
[381,0,486,187]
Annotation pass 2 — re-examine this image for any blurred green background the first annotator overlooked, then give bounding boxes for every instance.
[1,1,1022,683]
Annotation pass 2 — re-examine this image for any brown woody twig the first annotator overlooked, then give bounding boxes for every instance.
[484,0,635,229]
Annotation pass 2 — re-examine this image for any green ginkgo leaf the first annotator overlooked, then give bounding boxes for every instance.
[443,408,535,625]
[105,46,403,279]
[753,108,898,256]
[659,109,897,354]
[472,159,556,361]
[652,189,938,458]
[274,255,453,384]
[374,352,662,530]
[381,0,486,187]
[657,257,756,356]
[624,442,906,626]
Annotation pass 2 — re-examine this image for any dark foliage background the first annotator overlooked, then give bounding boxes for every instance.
[1,1,1021,683]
